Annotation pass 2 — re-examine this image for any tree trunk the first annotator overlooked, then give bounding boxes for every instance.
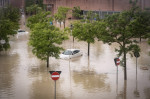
[64,20,65,29]
[123,44,127,80]
[59,22,61,28]
[88,43,90,56]
[47,56,49,68]
[140,36,141,42]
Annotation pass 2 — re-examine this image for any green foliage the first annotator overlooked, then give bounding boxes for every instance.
[25,0,43,8]
[95,5,150,80]
[25,0,35,7]
[83,11,100,22]
[72,11,101,56]
[27,11,68,60]
[72,6,82,19]
[54,6,71,28]
[97,6,150,56]
[0,6,20,51]
[72,21,96,44]
[27,11,51,29]
[26,4,42,15]
[129,0,138,5]
[36,0,44,8]
[105,11,139,55]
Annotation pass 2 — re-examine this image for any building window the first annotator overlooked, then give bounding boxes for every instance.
[83,10,120,19]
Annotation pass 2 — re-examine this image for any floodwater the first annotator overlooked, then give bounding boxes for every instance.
[0,15,150,99]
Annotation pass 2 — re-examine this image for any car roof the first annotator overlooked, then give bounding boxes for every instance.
[18,29,24,31]
[66,49,80,51]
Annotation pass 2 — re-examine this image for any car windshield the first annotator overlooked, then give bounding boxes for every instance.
[18,30,25,32]
[62,50,72,55]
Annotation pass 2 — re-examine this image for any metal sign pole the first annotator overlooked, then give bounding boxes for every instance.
[116,65,118,97]
[117,65,118,84]
[136,57,137,80]
[114,58,120,98]
[55,80,56,99]
[49,71,61,99]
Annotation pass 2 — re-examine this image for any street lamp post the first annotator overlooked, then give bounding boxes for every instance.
[70,24,74,43]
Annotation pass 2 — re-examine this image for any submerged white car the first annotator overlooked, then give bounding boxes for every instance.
[16,29,28,38]
[60,49,83,59]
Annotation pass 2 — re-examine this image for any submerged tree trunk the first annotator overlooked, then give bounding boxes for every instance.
[140,36,141,42]
[59,22,61,28]
[88,43,90,56]
[123,43,127,80]
[64,20,65,29]
[47,56,49,68]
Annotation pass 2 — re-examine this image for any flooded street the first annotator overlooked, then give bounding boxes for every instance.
[0,15,150,99]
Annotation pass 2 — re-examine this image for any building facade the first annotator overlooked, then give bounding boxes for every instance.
[0,0,24,9]
[10,0,24,9]
[43,0,150,14]
[0,0,10,7]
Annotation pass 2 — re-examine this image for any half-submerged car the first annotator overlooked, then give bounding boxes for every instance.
[16,29,28,38]
[60,49,83,59]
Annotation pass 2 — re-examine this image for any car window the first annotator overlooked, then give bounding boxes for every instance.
[73,50,80,54]
[18,30,25,32]
[63,50,72,55]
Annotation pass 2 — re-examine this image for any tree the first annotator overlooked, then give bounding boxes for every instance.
[25,0,35,7]
[26,4,42,15]
[72,21,96,56]
[72,6,83,19]
[54,7,71,28]
[25,0,44,8]
[25,0,44,15]
[54,12,63,28]
[96,6,150,80]
[72,11,99,56]
[27,11,68,67]
[0,6,20,52]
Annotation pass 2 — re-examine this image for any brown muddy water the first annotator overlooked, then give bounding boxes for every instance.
[0,15,150,99]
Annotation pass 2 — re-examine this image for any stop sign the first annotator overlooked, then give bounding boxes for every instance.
[51,72,60,80]
[114,58,120,66]
[116,58,120,66]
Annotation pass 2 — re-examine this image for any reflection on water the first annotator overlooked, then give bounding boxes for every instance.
[0,54,19,99]
[72,71,110,92]
[0,15,150,99]
[144,88,150,99]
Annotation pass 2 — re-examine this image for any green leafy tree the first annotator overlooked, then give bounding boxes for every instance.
[25,0,35,7]
[96,6,150,80]
[26,4,42,15]
[25,0,44,15]
[25,0,44,8]
[72,11,99,56]
[72,21,96,56]
[27,11,68,67]
[54,7,71,28]
[72,6,83,19]
[0,6,20,51]
[54,13,63,28]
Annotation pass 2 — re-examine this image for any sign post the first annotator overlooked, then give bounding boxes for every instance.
[49,71,61,99]
[114,58,120,97]
[134,52,140,80]
[114,58,120,83]
[133,52,140,97]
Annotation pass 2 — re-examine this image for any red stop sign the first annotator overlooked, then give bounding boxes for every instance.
[51,72,60,80]
[116,58,120,66]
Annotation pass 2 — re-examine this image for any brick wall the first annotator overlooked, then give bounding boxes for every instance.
[10,0,24,8]
[43,0,150,13]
